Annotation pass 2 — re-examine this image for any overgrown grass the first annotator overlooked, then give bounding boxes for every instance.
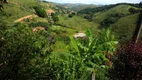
[110,13,139,42]
[58,15,99,32]
[1,3,31,22]
[94,4,138,22]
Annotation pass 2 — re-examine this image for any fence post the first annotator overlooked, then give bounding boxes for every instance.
[92,71,95,80]
[131,2,142,44]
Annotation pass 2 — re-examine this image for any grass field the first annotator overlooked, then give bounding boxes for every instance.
[58,15,99,33]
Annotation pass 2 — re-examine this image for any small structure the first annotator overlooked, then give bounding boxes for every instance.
[73,33,86,38]
[32,26,45,32]
[46,9,55,16]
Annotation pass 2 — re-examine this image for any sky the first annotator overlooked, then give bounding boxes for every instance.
[45,0,141,4]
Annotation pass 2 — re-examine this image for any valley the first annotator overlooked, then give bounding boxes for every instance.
[0,0,141,79]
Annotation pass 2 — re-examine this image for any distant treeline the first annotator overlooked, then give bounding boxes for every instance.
[78,3,141,14]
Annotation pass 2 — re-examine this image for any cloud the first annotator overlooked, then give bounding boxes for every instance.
[45,0,141,4]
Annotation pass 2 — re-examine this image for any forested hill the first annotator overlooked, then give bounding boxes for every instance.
[75,3,141,42]
[78,3,141,14]
[61,3,97,11]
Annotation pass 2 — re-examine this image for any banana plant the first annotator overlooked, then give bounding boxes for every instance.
[98,29,118,54]
[97,29,118,63]
[70,28,118,79]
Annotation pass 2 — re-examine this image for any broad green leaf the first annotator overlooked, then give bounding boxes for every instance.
[70,36,80,56]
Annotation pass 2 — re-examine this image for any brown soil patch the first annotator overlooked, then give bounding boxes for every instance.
[46,9,55,15]
[15,14,38,23]
[32,26,45,32]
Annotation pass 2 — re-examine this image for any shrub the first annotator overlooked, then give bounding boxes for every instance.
[100,17,118,28]
[109,41,142,80]
[34,6,47,18]
[68,14,73,18]
[72,12,76,15]
[51,13,59,23]
[29,22,50,30]
[0,24,52,79]
[129,8,140,14]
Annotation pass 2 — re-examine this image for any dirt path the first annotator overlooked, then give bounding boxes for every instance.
[46,9,55,15]
[14,14,38,23]
[15,8,55,23]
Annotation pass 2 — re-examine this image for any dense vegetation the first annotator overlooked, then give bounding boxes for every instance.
[109,42,142,80]
[78,3,141,15]
[78,3,141,43]
[0,0,141,80]
[34,6,47,18]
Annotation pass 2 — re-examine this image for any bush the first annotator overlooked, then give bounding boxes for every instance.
[0,24,52,79]
[34,6,47,18]
[100,15,119,28]
[129,8,140,14]
[51,13,59,23]
[72,12,76,15]
[109,41,142,80]
[29,22,50,30]
[68,14,73,18]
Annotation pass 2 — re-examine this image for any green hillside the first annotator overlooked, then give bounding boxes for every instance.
[94,4,135,22]
[58,15,99,33]
[58,3,96,11]
[93,4,141,42]
[1,0,34,23]
[71,4,97,11]
[77,3,141,42]
[0,0,142,79]
[110,13,139,42]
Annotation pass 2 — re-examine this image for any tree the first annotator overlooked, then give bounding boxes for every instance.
[101,17,117,28]
[129,8,139,14]
[34,6,47,18]
[51,13,59,23]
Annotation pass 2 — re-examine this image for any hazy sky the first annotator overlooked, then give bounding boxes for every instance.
[45,0,141,4]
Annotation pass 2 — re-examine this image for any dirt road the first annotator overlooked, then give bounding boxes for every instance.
[14,14,38,22]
